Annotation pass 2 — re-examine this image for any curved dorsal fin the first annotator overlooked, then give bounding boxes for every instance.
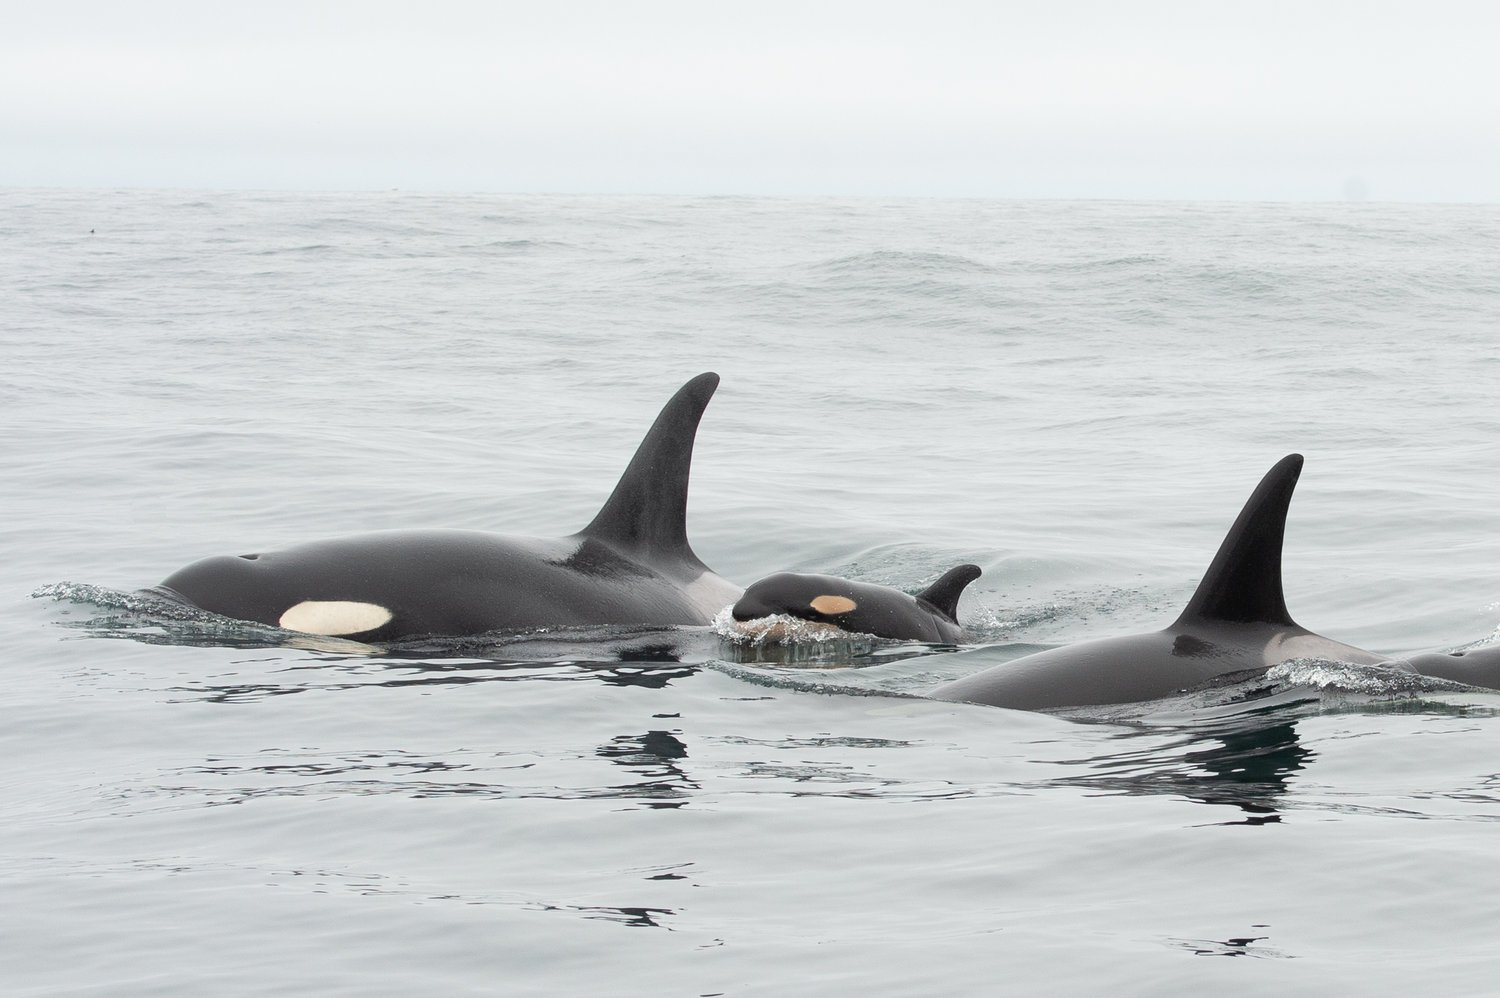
[916,564,982,622]
[1173,454,1301,627]
[578,372,719,568]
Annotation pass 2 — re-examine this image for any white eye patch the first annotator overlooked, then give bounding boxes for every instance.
[809,595,858,615]
[279,600,394,636]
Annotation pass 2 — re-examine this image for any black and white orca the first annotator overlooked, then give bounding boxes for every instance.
[152,373,743,641]
[930,455,1391,710]
[729,565,981,643]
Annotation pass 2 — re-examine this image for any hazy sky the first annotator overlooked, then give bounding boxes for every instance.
[6,1,1498,200]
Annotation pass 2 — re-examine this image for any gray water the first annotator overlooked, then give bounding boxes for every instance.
[4,189,1500,995]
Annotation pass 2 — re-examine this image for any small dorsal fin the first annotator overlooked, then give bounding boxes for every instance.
[578,372,719,568]
[1173,454,1301,627]
[916,564,982,622]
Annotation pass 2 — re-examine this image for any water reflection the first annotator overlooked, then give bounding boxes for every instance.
[1166,928,1293,959]
[159,730,702,811]
[163,656,706,704]
[549,903,676,929]
[1049,683,1322,823]
[597,730,696,808]
[1053,723,1310,823]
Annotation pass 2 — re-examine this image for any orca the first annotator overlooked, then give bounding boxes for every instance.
[151,373,743,641]
[729,565,980,642]
[1381,646,1500,690]
[930,454,1389,710]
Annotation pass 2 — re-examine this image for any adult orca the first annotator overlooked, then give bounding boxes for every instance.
[930,454,1388,710]
[729,565,981,642]
[151,373,743,641]
[1382,646,1500,690]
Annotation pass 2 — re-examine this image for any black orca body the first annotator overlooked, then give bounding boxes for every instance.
[153,373,743,641]
[730,565,981,642]
[1383,646,1500,690]
[931,455,1389,710]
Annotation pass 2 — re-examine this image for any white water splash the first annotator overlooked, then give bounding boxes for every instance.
[711,605,855,646]
[1267,657,1470,695]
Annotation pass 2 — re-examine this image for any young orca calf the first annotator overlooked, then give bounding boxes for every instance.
[729,565,981,642]
[152,373,743,641]
[931,454,1391,711]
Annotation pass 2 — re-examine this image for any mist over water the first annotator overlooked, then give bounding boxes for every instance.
[4,190,1500,994]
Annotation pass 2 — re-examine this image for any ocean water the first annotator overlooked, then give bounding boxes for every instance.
[4,189,1500,995]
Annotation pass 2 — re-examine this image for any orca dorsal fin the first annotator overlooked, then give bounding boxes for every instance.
[1173,454,1302,628]
[916,564,982,622]
[578,372,719,568]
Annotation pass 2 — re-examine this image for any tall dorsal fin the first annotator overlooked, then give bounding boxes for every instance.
[916,564,982,622]
[578,372,719,568]
[1173,454,1301,627]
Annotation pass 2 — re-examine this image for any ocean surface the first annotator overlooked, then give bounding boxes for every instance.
[4,189,1500,996]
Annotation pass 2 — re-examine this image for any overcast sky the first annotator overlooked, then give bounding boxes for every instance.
[5,1,1498,201]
